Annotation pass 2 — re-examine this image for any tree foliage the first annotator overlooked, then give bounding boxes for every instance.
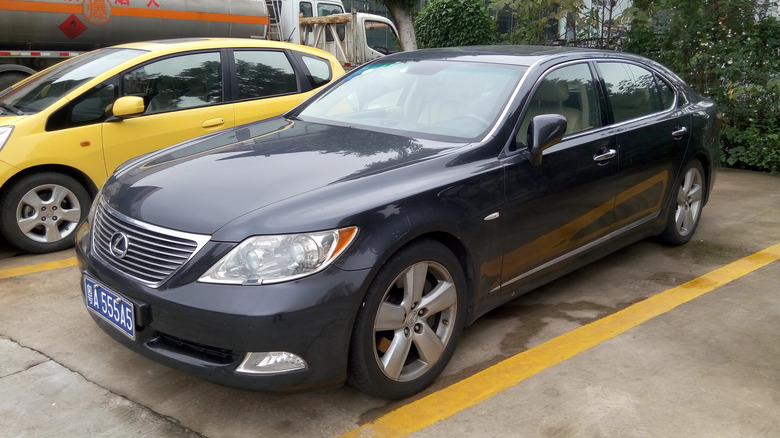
[624,0,780,172]
[490,0,632,49]
[414,0,495,48]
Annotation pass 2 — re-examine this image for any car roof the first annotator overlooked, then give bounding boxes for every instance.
[383,45,649,68]
[114,37,335,58]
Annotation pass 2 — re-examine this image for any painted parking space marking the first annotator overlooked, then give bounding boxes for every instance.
[0,257,78,279]
[342,241,780,438]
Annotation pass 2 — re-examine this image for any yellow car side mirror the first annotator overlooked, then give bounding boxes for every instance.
[111,96,146,119]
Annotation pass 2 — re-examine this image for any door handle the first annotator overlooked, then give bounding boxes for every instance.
[593,148,617,162]
[672,126,688,138]
[202,118,225,128]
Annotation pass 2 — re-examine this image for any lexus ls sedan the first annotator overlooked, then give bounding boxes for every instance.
[75,46,720,399]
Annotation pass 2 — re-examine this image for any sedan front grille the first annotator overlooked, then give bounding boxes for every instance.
[92,203,211,287]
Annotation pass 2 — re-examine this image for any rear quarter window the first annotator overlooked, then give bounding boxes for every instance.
[301,55,333,88]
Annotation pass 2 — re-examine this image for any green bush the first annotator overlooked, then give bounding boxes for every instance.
[414,0,495,48]
[624,0,780,173]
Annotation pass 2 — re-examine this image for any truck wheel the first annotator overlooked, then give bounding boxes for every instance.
[657,159,706,246]
[0,173,91,253]
[0,72,29,90]
[347,240,466,399]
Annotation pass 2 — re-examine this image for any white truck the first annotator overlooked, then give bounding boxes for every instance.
[0,0,399,89]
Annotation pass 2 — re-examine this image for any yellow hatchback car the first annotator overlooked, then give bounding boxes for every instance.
[0,38,344,253]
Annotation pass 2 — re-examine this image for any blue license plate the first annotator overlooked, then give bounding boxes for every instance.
[84,277,135,339]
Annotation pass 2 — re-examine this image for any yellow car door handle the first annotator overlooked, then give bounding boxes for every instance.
[202,118,225,128]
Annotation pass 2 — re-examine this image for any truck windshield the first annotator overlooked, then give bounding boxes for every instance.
[298,60,526,141]
[0,48,144,114]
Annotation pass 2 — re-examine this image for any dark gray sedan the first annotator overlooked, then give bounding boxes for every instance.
[75,46,720,399]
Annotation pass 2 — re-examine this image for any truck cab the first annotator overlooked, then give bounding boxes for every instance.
[267,0,399,68]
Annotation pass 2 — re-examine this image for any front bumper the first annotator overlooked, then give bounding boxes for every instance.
[76,233,372,392]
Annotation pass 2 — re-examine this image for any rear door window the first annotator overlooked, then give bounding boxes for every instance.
[233,50,299,100]
[598,62,675,123]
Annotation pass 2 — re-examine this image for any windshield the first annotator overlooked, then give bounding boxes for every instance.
[0,48,144,115]
[298,60,526,140]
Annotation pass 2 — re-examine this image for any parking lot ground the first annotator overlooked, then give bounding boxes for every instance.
[1,168,779,438]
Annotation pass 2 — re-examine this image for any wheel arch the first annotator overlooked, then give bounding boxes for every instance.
[355,229,478,325]
[0,164,100,203]
[0,64,36,89]
[690,151,714,206]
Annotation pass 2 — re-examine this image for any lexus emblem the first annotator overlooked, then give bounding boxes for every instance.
[109,232,129,259]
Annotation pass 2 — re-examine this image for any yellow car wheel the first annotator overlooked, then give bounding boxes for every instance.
[0,172,90,253]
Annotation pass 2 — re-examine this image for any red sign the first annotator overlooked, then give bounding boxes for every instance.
[58,14,88,40]
[84,0,112,25]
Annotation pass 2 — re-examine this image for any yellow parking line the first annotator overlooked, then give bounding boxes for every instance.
[342,242,780,438]
[0,257,78,279]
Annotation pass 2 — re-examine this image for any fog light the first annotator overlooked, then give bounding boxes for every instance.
[236,352,308,374]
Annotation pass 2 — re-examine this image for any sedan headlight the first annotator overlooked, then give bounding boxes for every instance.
[0,126,13,152]
[199,226,358,285]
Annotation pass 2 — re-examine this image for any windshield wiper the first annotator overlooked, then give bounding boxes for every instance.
[0,103,23,116]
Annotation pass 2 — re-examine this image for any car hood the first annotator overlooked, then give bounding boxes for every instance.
[102,117,463,237]
[0,114,27,124]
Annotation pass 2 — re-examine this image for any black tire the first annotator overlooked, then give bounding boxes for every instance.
[657,159,706,246]
[0,172,91,253]
[0,71,29,91]
[347,240,467,399]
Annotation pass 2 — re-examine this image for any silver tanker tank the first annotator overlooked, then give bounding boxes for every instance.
[0,0,269,51]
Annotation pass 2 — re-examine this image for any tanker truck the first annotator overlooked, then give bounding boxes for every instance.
[0,0,399,89]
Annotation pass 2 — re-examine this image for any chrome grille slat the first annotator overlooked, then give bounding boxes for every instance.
[117,234,195,259]
[124,250,186,269]
[99,210,200,249]
[92,203,211,287]
[119,253,180,274]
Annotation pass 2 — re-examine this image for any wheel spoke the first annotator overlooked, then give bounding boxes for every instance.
[688,184,703,204]
[17,215,40,234]
[375,302,405,331]
[675,207,684,230]
[413,324,445,364]
[41,221,64,242]
[677,205,694,232]
[683,169,695,193]
[676,185,687,205]
[20,190,45,210]
[685,206,696,230]
[58,207,82,224]
[381,331,412,380]
[50,185,72,206]
[401,262,428,313]
[419,280,456,315]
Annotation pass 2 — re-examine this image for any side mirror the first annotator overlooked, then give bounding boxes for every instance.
[527,114,567,166]
[110,96,145,119]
